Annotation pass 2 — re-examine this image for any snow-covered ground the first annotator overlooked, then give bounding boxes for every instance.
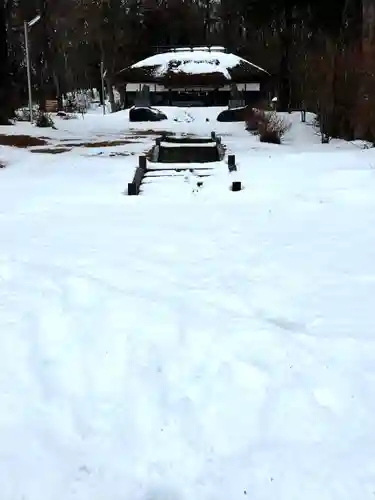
[1,107,375,500]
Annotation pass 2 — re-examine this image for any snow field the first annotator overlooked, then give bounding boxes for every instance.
[0,107,374,499]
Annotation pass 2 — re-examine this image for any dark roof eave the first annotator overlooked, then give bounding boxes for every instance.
[115,71,269,86]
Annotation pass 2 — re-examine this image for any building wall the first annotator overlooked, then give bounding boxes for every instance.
[125,83,260,92]
[124,83,262,107]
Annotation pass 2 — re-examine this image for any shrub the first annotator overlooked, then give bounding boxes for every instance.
[34,111,55,128]
[14,107,31,122]
[245,108,266,131]
[313,113,332,143]
[15,106,41,122]
[256,111,291,144]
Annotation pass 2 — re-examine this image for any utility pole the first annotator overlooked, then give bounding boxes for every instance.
[24,14,41,122]
[24,22,32,122]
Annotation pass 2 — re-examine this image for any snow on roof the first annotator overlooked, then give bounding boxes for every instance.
[131,49,268,80]
[174,46,226,53]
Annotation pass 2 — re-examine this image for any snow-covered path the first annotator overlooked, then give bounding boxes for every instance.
[0,108,375,499]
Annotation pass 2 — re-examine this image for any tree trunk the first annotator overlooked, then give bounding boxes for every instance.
[0,2,12,124]
[355,0,375,139]
[330,47,352,139]
[39,0,55,112]
[53,72,63,111]
[105,77,115,112]
[278,3,293,111]
[97,80,104,106]
[120,86,126,109]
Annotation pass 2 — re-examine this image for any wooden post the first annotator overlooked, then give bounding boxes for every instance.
[139,155,147,170]
[301,109,306,123]
[228,154,237,172]
[231,181,242,192]
[321,133,330,144]
[211,131,216,141]
[128,155,147,195]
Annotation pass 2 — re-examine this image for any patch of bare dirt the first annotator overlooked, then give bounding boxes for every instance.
[0,135,48,147]
[31,147,71,154]
[128,130,176,137]
[81,151,136,158]
[60,139,139,148]
[109,152,134,157]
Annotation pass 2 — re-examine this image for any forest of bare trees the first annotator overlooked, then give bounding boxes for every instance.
[1,0,375,140]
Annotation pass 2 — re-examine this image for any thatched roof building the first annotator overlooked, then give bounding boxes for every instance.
[116,47,269,87]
